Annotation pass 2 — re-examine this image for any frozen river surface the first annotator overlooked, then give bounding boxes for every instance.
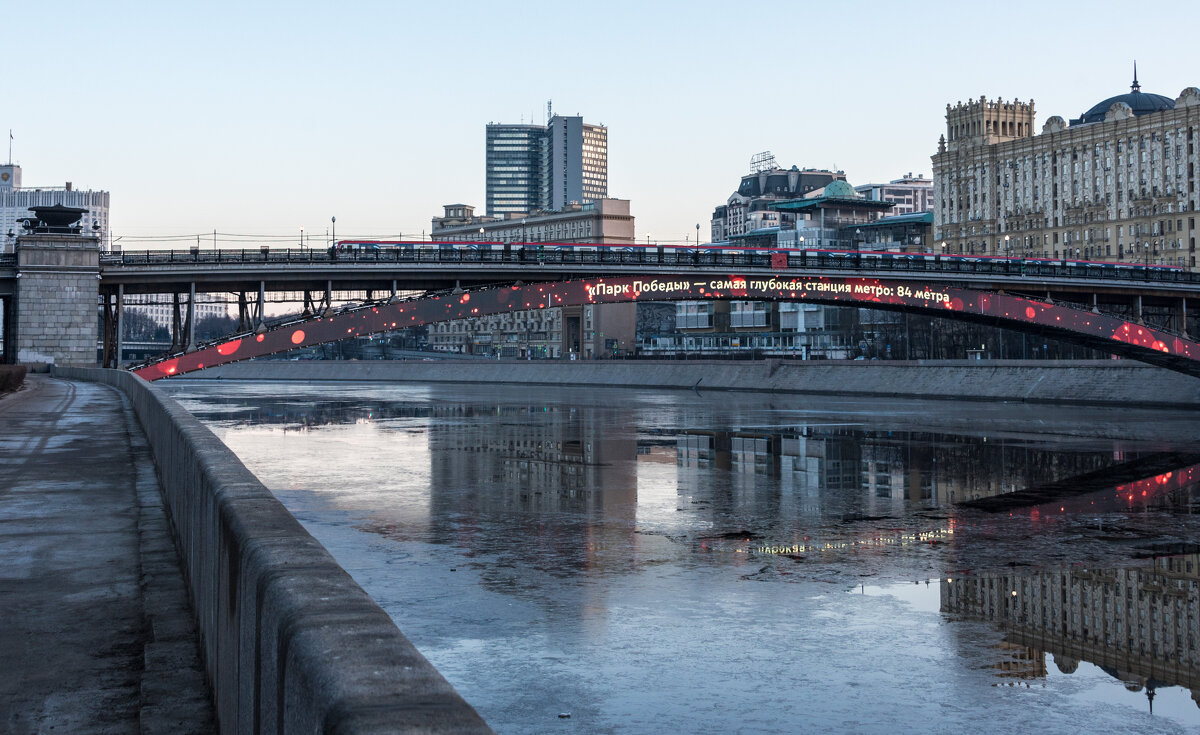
[165,380,1200,734]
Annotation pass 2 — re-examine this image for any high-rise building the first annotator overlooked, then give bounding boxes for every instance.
[485,124,546,217]
[484,114,607,217]
[931,73,1200,266]
[545,115,608,210]
[1,163,110,254]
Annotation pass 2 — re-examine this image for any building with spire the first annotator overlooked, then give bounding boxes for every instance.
[931,68,1200,268]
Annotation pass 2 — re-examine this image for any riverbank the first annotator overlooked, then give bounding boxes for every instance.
[175,359,1200,409]
[51,367,493,734]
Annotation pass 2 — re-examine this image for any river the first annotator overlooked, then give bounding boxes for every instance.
[163,380,1200,734]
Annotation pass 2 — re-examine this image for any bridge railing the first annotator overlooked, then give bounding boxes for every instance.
[98,247,1200,285]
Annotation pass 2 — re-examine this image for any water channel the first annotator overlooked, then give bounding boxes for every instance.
[163,380,1200,734]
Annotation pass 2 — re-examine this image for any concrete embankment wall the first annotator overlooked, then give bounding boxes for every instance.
[185,359,1200,409]
[53,367,492,734]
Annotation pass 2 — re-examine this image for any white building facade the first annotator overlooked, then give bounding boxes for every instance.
[1,164,110,254]
[855,173,934,215]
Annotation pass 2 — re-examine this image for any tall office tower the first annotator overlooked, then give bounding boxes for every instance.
[485,124,546,217]
[485,114,607,217]
[545,115,608,211]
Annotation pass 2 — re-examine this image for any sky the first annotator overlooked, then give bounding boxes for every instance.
[6,0,1200,248]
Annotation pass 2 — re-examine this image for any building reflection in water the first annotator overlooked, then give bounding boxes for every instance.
[941,555,1200,712]
[673,426,1198,512]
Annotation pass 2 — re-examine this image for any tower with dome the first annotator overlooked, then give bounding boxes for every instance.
[932,68,1200,268]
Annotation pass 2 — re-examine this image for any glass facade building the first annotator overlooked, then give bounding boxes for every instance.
[485,116,607,217]
[485,124,546,217]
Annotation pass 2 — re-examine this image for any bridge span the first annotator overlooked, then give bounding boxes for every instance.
[134,272,1200,380]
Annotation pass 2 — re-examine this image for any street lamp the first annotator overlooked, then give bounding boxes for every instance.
[478,226,485,242]
[300,227,304,250]
[1003,234,1010,258]
[331,216,336,247]
[646,233,651,246]
[855,228,862,266]
[695,223,700,246]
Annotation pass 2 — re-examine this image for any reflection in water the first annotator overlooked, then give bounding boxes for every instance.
[942,555,1200,713]
[168,383,1200,732]
[676,427,1200,512]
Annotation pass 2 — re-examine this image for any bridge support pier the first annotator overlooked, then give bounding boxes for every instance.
[1180,297,1189,338]
[13,233,101,366]
[255,281,265,328]
[114,284,124,368]
[171,292,183,352]
[0,295,12,364]
[1135,294,1144,325]
[237,292,250,332]
[186,282,196,350]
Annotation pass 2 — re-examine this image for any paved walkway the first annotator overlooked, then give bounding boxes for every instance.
[0,376,215,734]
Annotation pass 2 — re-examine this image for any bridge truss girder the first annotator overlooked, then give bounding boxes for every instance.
[132,274,1200,381]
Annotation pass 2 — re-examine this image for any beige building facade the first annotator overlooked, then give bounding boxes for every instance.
[428,199,636,358]
[932,81,1200,268]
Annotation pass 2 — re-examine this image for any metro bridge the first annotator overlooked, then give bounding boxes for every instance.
[4,242,1200,375]
[54,243,1195,381]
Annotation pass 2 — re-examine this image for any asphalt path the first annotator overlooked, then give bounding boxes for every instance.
[0,376,215,734]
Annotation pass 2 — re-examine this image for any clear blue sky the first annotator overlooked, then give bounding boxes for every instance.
[7,0,1199,246]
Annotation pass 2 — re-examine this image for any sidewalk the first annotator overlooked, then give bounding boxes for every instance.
[0,376,215,734]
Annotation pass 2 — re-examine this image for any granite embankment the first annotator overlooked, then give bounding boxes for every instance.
[180,359,1200,408]
[53,367,492,734]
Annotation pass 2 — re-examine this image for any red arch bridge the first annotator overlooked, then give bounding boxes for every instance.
[133,272,1200,381]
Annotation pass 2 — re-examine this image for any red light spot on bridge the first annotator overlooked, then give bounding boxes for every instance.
[291,330,306,344]
[216,339,242,356]
[256,334,265,342]
[1025,307,1036,319]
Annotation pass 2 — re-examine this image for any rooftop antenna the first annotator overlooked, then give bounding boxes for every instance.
[547,99,553,123]
[1131,61,1141,93]
[750,150,777,173]
[7,129,11,165]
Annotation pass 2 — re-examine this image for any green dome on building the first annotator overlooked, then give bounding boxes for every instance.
[821,180,859,199]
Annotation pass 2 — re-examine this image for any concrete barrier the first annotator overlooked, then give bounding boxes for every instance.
[181,358,1200,409]
[53,367,492,734]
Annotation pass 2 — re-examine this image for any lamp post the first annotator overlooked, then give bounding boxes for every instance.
[855,228,862,267]
[696,223,700,246]
[300,227,304,251]
[479,226,485,243]
[331,216,336,248]
[1003,234,1010,258]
